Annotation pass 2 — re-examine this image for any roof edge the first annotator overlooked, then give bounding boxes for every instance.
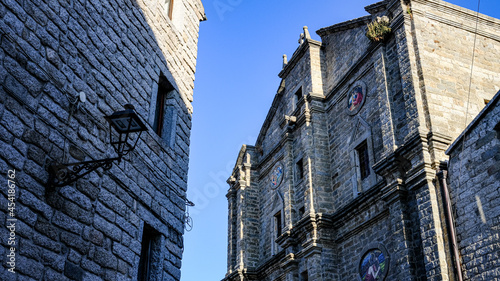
[446,90,500,154]
[365,1,387,15]
[316,15,372,37]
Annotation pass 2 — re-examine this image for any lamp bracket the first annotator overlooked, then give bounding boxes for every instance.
[47,157,120,189]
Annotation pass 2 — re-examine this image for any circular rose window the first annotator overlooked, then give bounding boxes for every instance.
[359,248,388,281]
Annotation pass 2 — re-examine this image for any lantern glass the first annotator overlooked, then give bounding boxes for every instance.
[105,104,147,156]
[105,104,147,134]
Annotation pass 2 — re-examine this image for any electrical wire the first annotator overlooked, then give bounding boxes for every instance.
[458,0,481,187]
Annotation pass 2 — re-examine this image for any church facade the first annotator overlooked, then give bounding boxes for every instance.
[223,0,500,280]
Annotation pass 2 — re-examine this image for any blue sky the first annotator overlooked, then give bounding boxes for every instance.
[182,1,500,280]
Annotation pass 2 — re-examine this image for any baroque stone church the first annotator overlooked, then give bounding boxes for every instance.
[223,0,500,280]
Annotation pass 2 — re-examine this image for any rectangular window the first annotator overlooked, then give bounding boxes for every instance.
[153,75,177,147]
[296,158,304,181]
[295,87,302,106]
[274,211,282,238]
[138,224,161,281]
[300,271,309,281]
[164,0,174,19]
[495,121,500,139]
[357,141,370,180]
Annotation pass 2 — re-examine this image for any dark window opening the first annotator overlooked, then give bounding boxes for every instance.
[138,224,161,281]
[275,212,282,238]
[296,158,304,180]
[300,271,309,281]
[153,75,177,147]
[357,141,370,180]
[299,206,305,217]
[153,75,174,136]
[495,121,500,140]
[295,87,302,105]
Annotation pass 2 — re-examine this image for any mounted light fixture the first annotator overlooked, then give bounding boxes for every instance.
[47,104,147,188]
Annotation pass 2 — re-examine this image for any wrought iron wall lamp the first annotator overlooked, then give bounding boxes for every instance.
[47,104,147,188]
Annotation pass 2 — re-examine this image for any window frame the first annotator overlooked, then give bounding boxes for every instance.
[274,211,282,238]
[348,116,376,197]
[138,224,162,281]
[151,75,177,147]
[294,87,303,106]
[296,158,304,182]
[356,140,371,180]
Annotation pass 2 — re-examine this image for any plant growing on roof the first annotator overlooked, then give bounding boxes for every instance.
[366,16,392,42]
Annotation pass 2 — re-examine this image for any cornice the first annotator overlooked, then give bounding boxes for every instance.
[447,90,500,154]
[316,15,372,37]
[365,1,387,15]
[278,39,321,79]
[335,209,390,244]
[255,85,284,148]
[412,0,500,29]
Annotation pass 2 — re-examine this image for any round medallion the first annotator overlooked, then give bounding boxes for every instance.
[359,248,388,281]
[270,163,284,189]
[347,81,366,115]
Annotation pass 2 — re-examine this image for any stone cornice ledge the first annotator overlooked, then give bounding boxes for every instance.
[297,242,322,259]
[279,39,321,79]
[373,132,425,173]
[255,251,286,278]
[316,15,372,37]
[365,1,387,15]
[447,90,500,154]
[328,180,385,225]
[412,0,500,28]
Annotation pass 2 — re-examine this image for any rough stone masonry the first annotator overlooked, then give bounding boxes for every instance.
[224,0,500,280]
[0,0,205,280]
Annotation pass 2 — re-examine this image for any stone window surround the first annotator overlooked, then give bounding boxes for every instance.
[270,192,284,256]
[295,157,304,183]
[138,223,164,280]
[274,211,282,238]
[357,140,371,180]
[291,84,304,112]
[349,116,376,197]
[148,74,179,148]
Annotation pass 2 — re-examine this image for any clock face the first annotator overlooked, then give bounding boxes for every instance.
[270,164,284,189]
[360,249,386,281]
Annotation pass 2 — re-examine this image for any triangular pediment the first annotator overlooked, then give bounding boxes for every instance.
[349,116,371,144]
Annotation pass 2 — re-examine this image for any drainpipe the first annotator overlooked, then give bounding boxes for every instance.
[437,164,463,281]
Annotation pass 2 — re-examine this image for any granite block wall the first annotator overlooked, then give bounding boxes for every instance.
[447,91,500,280]
[224,0,500,280]
[0,0,205,280]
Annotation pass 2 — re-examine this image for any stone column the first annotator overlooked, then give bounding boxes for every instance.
[374,44,397,157]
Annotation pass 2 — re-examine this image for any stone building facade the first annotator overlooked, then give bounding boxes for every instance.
[0,0,205,280]
[446,90,500,280]
[224,0,500,280]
